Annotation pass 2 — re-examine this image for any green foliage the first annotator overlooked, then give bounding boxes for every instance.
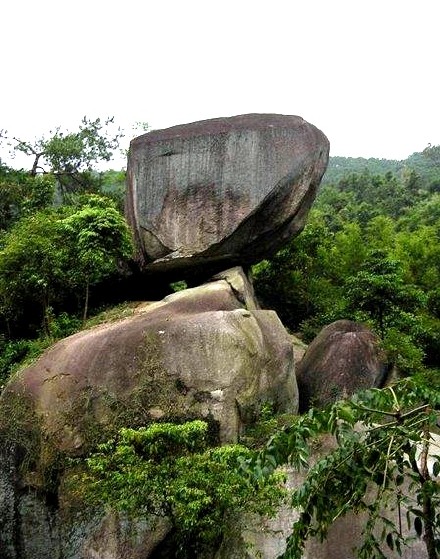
[99,168,127,211]
[69,420,285,558]
[60,194,133,320]
[381,327,426,376]
[0,336,55,391]
[171,280,188,292]
[0,210,68,334]
[0,195,133,336]
[240,402,297,451]
[7,116,124,201]
[251,378,440,559]
[344,250,425,337]
[253,218,341,332]
[48,312,83,339]
[41,117,121,173]
[395,224,440,289]
[254,159,440,369]
[0,337,31,386]
[0,171,56,230]
[323,150,440,194]
[322,156,403,186]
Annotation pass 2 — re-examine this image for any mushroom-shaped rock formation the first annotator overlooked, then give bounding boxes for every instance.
[296,320,391,412]
[126,113,329,278]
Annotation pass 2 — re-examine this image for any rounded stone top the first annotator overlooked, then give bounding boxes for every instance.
[132,114,310,144]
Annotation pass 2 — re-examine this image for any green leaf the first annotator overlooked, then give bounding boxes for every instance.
[386,532,394,550]
[414,516,423,538]
[337,404,355,424]
[395,473,405,486]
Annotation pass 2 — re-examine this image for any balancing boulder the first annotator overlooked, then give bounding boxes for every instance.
[126,113,329,277]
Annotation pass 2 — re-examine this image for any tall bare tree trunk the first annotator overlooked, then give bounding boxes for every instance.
[82,279,90,324]
[420,428,438,559]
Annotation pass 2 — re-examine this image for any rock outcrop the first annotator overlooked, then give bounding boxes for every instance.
[0,268,298,559]
[1,268,296,453]
[296,320,391,412]
[126,113,329,278]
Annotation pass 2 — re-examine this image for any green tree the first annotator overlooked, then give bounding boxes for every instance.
[327,221,367,278]
[0,166,55,231]
[254,378,440,559]
[365,215,397,252]
[99,168,127,212]
[7,116,123,200]
[397,194,440,231]
[395,225,440,290]
[345,250,425,339]
[69,420,284,558]
[0,211,66,335]
[253,218,339,333]
[0,195,132,336]
[60,195,133,321]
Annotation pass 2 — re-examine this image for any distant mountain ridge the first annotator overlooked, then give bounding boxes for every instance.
[322,156,403,184]
[322,150,439,186]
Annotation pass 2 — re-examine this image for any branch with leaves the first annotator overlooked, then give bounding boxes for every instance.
[245,378,440,559]
[3,117,124,200]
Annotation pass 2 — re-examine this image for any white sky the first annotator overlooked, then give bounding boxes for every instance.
[1,0,439,169]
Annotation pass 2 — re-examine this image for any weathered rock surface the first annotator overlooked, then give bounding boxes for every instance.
[296,320,391,412]
[1,268,296,454]
[291,334,308,365]
[126,114,329,278]
[0,267,297,559]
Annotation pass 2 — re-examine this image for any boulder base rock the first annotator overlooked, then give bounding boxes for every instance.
[1,268,297,455]
[0,268,297,559]
[126,114,329,278]
[296,320,391,412]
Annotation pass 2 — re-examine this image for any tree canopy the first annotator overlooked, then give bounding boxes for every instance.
[0,195,132,337]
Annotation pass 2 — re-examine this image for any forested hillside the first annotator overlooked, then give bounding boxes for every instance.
[254,144,440,379]
[323,145,440,190]
[2,119,440,558]
[1,120,440,386]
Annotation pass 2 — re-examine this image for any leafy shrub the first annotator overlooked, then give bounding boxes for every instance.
[67,420,285,558]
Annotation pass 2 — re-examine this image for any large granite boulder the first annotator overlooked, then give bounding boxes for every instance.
[0,269,297,456]
[296,320,391,412]
[126,114,329,278]
[0,268,298,559]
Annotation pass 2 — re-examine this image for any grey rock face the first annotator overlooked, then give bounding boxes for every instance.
[126,114,329,277]
[296,320,391,412]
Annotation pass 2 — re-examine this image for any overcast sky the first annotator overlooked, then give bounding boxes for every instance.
[1,0,439,169]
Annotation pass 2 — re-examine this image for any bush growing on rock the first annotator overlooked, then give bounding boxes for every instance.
[67,420,286,558]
